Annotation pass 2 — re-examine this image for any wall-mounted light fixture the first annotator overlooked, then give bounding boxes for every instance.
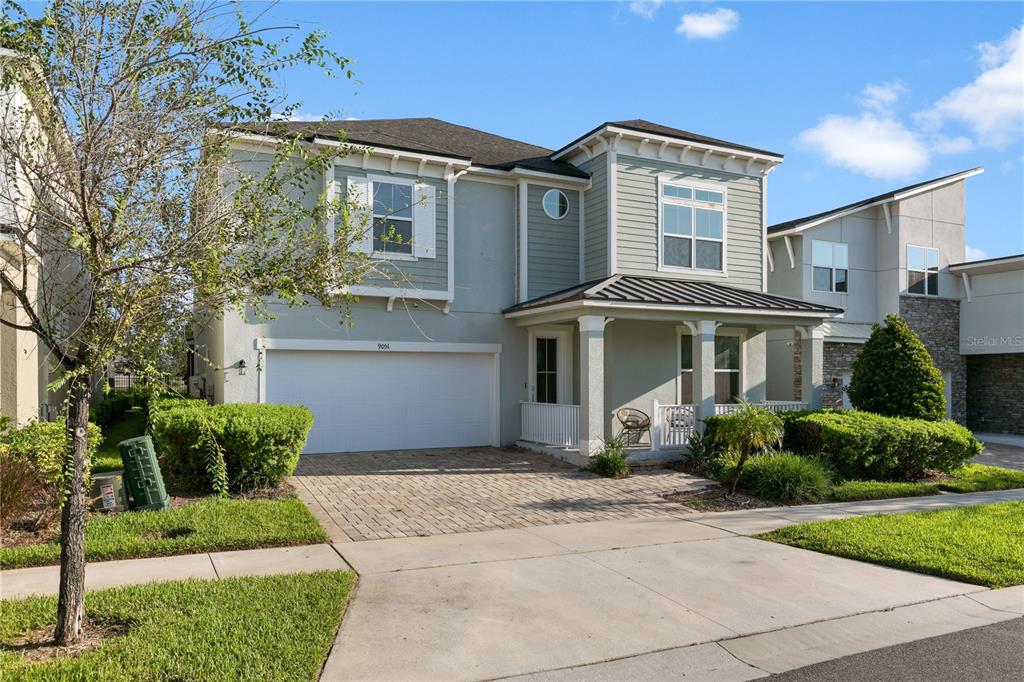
[237,359,247,376]
[831,376,839,389]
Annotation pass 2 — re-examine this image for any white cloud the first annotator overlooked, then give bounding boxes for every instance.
[965,244,989,261]
[629,0,663,19]
[916,24,1024,147]
[798,113,930,180]
[859,82,908,112]
[676,8,739,40]
[930,135,974,155]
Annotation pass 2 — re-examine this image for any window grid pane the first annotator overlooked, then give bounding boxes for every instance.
[695,240,722,270]
[664,235,692,267]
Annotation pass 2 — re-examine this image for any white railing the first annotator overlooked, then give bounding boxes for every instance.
[652,402,696,450]
[716,401,807,415]
[521,402,580,448]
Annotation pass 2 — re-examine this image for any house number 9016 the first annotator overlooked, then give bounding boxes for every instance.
[377,343,390,350]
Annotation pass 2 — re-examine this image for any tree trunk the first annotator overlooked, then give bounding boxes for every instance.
[54,373,91,645]
[728,448,749,495]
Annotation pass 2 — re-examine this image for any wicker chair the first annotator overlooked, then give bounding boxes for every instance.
[615,407,651,446]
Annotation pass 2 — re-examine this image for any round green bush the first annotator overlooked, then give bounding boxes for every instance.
[736,452,833,504]
[847,314,946,421]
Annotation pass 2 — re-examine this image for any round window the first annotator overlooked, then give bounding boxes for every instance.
[542,189,569,220]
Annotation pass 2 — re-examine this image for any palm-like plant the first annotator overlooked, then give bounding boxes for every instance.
[712,399,784,494]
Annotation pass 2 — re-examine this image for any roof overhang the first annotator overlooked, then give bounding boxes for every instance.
[768,167,985,239]
[551,123,784,171]
[950,253,1024,275]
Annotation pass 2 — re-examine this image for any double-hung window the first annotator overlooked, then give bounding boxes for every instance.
[812,240,849,292]
[660,181,725,272]
[907,245,939,296]
[372,180,414,255]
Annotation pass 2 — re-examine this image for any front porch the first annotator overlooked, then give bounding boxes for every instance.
[504,275,842,464]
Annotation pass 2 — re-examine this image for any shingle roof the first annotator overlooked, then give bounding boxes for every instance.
[553,119,784,159]
[231,118,589,178]
[767,167,984,235]
[504,275,844,315]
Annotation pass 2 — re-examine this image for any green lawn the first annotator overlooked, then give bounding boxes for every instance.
[762,501,1024,587]
[829,480,940,502]
[1,571,353,681]
[939,464,1024,493]
[91,410,148,473]
[0,497,327,569]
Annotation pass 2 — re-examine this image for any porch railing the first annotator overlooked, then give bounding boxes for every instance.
[521,402,580,448]
[652,402,696,450]
[714,401,807,415]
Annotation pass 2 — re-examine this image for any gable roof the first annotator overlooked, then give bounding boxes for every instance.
[504,274,843,317]
[552,119,784,160]
[767,167,984,237]
[230,117,589,178]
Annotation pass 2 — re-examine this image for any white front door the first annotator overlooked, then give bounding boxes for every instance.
[266,349,497,454]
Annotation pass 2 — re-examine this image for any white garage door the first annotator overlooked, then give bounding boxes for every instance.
[266,350,496,454]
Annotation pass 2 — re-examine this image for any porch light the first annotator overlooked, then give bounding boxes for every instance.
[237,359,247,376]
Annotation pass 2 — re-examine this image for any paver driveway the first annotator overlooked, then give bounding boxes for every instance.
[291,446,710,541]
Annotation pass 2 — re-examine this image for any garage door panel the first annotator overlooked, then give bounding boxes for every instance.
[266,350,494,454]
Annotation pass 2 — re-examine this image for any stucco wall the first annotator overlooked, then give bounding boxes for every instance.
[959,269,1024,355]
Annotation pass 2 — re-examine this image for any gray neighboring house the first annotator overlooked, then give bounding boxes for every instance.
[193,118,1015,463]
[765,169,1024,435]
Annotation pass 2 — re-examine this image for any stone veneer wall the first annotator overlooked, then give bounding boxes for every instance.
[823,342,863,409]
[966,354,1024,434]
[899,297,967,425]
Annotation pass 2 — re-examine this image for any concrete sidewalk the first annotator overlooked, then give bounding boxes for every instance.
[1,543,349,598]
[323,488,1024,681]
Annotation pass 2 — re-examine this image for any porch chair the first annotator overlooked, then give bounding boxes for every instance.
[615,407,651,447]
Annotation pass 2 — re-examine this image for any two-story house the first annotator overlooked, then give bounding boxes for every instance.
[766,169,1024,436]
[195,118,845,462]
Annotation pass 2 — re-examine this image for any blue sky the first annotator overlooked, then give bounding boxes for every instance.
[264,1,1024,259]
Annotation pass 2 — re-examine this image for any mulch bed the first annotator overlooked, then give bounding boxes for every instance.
[3,619,129,662]
[663,487,776,512]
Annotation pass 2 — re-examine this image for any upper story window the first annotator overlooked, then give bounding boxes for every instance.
[372,180,414,255]
[659,180,726,272]
[907,245,939,296]
[812,240,848,293]
[542,189,569,220]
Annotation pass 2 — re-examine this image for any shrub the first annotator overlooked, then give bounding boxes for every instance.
[0,453,44,528]
[90,393,133,426]
[588,435,630,479]
[0,419,103,525]
[847,314,946,421]
[150,402,313,492]
[711,400,784,494]
[686,429,728,478]
[786,410,981,480]
[734,452,833,504]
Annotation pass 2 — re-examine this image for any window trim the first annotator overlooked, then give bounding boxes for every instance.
[367,174,418,261]
[657,175,728,276]
[811,239,849,293]
[675,326,745,405]
[906,243,940,297]
[541,188,570,220]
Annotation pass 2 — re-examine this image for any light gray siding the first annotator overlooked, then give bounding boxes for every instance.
[615,156,763,290]
[334,166,449,293]
[580,155,608,280]
[527,184,580,298]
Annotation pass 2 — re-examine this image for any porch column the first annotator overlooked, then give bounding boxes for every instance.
[800,324,825,409]
[691,320,717,431]
[578,315,607,457]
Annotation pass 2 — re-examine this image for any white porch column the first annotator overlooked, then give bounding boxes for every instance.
[800,325,825,409]
[691,320,717,431]
[578,315,608,457]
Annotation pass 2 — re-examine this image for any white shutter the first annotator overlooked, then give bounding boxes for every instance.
[345,176,373,253]
[413,182,436,258]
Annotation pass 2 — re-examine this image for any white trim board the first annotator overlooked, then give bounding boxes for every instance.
[257,339,502,354]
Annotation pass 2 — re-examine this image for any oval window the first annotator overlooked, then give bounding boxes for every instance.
[542,189,569,220]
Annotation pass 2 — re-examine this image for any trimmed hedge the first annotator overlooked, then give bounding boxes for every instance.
[785,410,981,480]
[150,402,313,492]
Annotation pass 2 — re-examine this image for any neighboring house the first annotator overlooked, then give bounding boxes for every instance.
[196,118,844,462]
[765,169,1024,436]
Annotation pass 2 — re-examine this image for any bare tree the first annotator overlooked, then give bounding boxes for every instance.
[0,0,371,644]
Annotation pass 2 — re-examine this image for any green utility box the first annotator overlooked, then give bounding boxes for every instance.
[118,435,170,511]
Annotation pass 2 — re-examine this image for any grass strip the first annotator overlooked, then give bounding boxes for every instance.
[1,497,327,569]
[829,480,940,501]
[1,571,353,681]
[762,501,1024,588]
